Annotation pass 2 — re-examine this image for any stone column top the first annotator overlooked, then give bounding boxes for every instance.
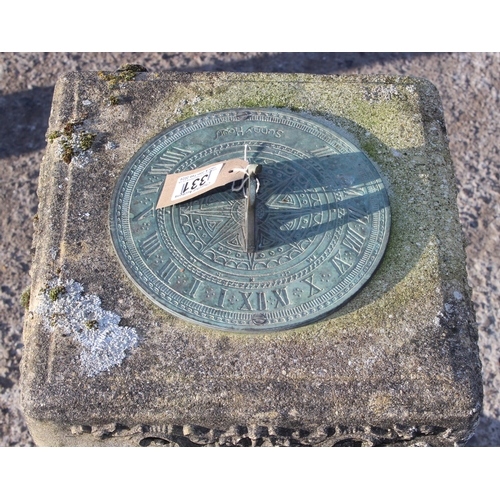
[21,70,482,446]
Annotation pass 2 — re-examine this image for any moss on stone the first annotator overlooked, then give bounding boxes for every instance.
[98,64,147,90]
[50,119,95,164]
[117,63,148,76]
[60,141,74,164]
[20,287,31,310]
[47,131,61,143]
[85,319,98,330]
[98,71,120,90]
[48,285,66,302]
[79,132,96,151]
[63,122,77,135]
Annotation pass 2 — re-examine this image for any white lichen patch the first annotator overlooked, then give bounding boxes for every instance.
[72,150,93,168]
[363,84,400,102]
[36,279,138,377]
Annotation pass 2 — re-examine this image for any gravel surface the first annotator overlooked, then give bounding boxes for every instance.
[1,52,498,446]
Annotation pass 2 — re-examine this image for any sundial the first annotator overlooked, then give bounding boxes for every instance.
[109,108,390,332]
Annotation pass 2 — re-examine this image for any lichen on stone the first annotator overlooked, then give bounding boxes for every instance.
[36,278,138,377]
[48,120,96,164]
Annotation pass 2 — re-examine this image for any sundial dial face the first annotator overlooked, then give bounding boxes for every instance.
[109,108,391,332]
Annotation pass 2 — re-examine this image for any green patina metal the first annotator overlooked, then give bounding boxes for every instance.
[109,108,391,332]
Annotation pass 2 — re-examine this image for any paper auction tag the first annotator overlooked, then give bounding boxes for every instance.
[156,158,249,209]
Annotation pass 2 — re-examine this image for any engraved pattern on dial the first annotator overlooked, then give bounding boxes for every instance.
[109,108,391,332]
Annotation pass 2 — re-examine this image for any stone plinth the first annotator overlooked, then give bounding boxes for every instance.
[21,71,482,446]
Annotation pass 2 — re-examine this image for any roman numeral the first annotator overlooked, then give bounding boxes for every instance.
[272,288,290,307]
[302,275,322,297]
[218,288,227,308]
[151,147,192,174]
[347,205,369,224]
[337,204,369,256]
[187,279,201,298]
[158,260,177,283]
[131,205,153,221]
[239,291,253,310]
[217,288,291,311]
[343,186,365,197]
[310,145,335,158]
[140,232,162,258]
[137,181,163,195]
[257,292,267,311]
[330,251,353,274]
[150,166,171,175]
[343,227,365,254]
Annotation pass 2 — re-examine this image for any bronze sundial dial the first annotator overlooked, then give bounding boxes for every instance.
[109,108,390,332]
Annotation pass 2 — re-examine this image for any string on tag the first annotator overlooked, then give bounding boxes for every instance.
[232,175,248,193]
[230,164,249,194]
[230,170,260,198]
[229,147,260,198]
[232,143,248,196]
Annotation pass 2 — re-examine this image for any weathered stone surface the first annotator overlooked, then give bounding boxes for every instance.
[21,71,482,446]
